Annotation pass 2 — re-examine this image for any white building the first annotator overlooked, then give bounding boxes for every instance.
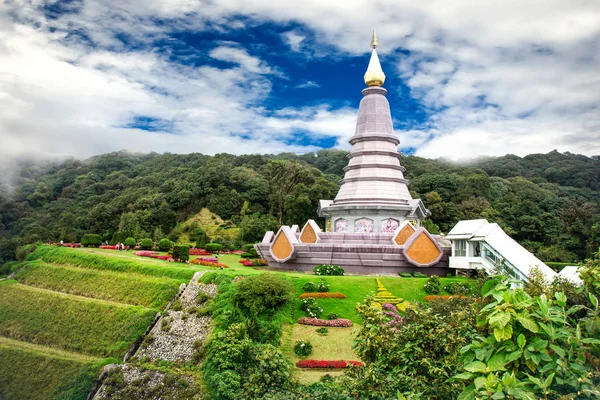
[446,219,558,283]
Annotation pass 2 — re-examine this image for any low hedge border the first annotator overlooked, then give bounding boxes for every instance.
[299,292,347,299]
[296,360,364,368]
[297,317,352,327]
[424,295,467,302]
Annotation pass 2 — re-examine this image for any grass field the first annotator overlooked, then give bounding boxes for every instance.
[29,246,196,281]
[0,337,116,400]
[0,280,157,358]
[15,261,182,309]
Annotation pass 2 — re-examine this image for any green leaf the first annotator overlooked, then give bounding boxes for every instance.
[490,312,511,328]
[494,324,513,342]
[506,350,522,362]
[589,293,598,308]
[474,376,486,390]
[549,344,565,357]
[554,291,567,307]
[488,353,507,372]
[464,361,487,373]
[516,316,539,333]
[452,372,475,381]
[458,385,476,400]
[517,334,526,349]
[491,391,506,399]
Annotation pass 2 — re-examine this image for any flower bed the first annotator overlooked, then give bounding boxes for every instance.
[299,292,347,299]
[296,360,363,368]
[100,245,117,250]
[189,259,228,268]
[239,259,267,267]
[189,248,212,256]
[133,251,172,261]
[297,317,352,327]
[56,243,81,248]
[196,257,218,263]
[424,295,467,302]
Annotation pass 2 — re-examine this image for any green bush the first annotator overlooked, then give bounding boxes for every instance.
[124,237,136,248]
[16,244,38,262]
[443,281,471,295]
[313,264,344,276]
[302,282,316,292]
[423,275,441,294]
[139,238,153,250]
[299,297,322,318]
[327,312,338,320]
[172,245,190,262]
[157,238,172,252]
[398,272,412,278]
[233,273,292,316]
[294,339,313,357]
[412,271,427,278]
[316,282,329,292]
[81,234,102,247]
[316,327,328,335]
[205,243,223,253]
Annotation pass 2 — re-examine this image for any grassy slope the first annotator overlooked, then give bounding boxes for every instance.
[0,337,116,400]
[30,246,195,281]
[15,261,181,309]
[0,280,156,358]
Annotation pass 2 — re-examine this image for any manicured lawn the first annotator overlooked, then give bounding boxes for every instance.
[379,276,477,302]
[15,261,182,309]
[0,280,157,358]
[0,336,114,400]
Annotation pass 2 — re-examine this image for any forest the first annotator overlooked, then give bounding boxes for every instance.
[0,149,599,267]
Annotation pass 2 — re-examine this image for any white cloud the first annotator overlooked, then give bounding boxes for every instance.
[295,81,319,89]
[0,0,599,167]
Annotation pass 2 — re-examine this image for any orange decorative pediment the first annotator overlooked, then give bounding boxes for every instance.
[392,221,416,246]
[270,226,298,263]
[299,220,321,244]
[403,228,443,267]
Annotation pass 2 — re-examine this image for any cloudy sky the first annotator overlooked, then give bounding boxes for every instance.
[1,0,599,164]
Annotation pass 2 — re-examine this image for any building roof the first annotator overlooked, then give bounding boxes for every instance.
[557,266,583,286]
[447,219,557,282]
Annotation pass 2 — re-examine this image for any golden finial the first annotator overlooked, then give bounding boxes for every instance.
[370,29,378,49]
[364,30,385,87]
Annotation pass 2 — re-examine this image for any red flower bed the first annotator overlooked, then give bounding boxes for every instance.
[299,292,347,299]
[56,243,81,248]
[189,259,229,268]
[424,295,467,302]
[100,245,117,250]
[297,317,352,327]
[296,360,363,368]
[239,259,268,267]
[133,251,172,261]
[189,248,212,256]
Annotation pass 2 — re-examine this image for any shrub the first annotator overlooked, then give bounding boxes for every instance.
[316,282,329,292]
[313,264,344,276]
[327,312,338,320]
[423,275,441,294]
[299,297,323,318]
[424,295,467,302]
[205,243,223,253]
[302,281,316,292]
[316,327,328,335]
[124,237,136,248]
[297,317,352,327]
[139,238,153,250]
[294,340,313,357]
[197,291,212,304]
[412,271,427,278]
[81,234,102,247]
[157,238,172,252]
[296,360,363,368]
[172,245,190,262]
[299,292,346,299]
[15,243,38,261]
[398,272,412,278]
[443,281,471,295]
[233,274,292,315]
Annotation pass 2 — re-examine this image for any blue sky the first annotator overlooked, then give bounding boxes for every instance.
[0,0,599,167]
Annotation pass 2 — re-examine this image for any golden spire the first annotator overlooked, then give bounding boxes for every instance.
[364,29,385,87]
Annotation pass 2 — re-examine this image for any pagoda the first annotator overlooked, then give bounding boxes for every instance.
[255,32,449,275]
[318,30,429,233]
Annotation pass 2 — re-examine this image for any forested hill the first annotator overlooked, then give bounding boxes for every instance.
[0,150,598,265]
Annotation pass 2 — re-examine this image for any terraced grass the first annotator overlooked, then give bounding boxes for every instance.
[15,261,182,309]
[0,280,157,358]
[0,337,116,400]
[30,246,195,281]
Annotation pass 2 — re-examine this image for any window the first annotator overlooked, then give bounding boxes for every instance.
[455,240,466,257]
